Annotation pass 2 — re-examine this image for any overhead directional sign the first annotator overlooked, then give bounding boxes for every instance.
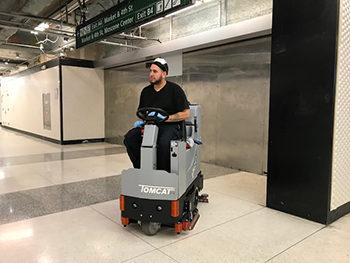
[76,0,195,49]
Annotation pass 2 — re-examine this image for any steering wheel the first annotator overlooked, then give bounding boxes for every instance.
[136,107,169,124]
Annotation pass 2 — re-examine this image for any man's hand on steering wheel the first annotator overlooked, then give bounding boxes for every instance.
[148,111,165,120]
[136,107,169,125]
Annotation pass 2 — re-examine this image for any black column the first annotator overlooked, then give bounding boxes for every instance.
[267,0,339,224]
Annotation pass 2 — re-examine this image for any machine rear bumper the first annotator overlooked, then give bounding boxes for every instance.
[121,172,203,224]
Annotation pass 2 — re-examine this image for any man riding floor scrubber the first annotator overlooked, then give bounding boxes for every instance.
[120,104,208,235]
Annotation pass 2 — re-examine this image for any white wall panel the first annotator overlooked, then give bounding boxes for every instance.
[0,86,2,123]
[0,67,60,140]
[331,0,350,210]
[62,66,104,141]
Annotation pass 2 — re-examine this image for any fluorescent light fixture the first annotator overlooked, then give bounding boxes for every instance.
[100,40,141,49]
[140,17,164,27]
[34,27,45,31]
[165,0,202,17]
[30,31,39,35]
[35,22,49,31]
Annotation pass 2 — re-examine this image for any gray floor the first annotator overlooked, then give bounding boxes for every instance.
[1,127,350,263]
[0,161,235,225]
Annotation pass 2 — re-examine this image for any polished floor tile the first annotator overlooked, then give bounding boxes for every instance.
[0,164,55,194]
[0,184,85,225]
[269,227,350,263]
[331,212,350,234]
[0,170,347,263]
[0,147,126,167]
[0,173,54,195]
[90,189,264,248]
[0,175,121,225]
[0,171,270,263]
[34,164,117,184]
[0,128,122,159]
[200,162,239,179]
[64,175,121,206]
[90,200,120,224]
[204,171,267,206]
[0,133,62,157]
[1,127,349,263]
[124,250,178,263]
[0,207,155,263]
[125,190,264,248]
[24,154,131,185]
[160,208,323,263]
[0,164,38,177]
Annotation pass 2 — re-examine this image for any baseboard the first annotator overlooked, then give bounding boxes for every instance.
[61,138,104,145]
[328,201,350,224]
[2,125,61,144]
[1,125,105,145]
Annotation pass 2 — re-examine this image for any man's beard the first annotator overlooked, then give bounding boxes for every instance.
[150,76,162,85]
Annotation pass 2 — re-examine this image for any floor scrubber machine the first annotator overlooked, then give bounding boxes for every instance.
[120,104,208,235]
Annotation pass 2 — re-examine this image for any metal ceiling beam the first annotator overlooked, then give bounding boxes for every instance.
[0,19,26,27]
[100,40,141,49]
[0,20,73,35]
[51,0,91,22]
[0,11,75,28]
[0,42,41,50]
[0,1,92,75]
[0,54,40,75]
[0,24,75,38]
[119,33,148,40]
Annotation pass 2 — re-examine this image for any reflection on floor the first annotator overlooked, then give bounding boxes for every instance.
[1,127,350,263]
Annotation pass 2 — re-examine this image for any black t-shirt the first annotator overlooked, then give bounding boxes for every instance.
[138,81,189,124]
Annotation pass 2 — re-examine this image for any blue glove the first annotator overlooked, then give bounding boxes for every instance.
[134,121,144,128]
[194,139,203,145]
[148,111,165,120]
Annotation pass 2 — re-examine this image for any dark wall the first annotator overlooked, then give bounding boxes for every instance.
[267,0,339,224]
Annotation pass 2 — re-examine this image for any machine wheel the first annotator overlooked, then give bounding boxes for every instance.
[141,222,161,236]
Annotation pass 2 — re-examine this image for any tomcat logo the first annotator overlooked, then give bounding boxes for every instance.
[139,184,175,195]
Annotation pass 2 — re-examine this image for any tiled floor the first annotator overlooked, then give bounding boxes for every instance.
[1,127,350,262]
